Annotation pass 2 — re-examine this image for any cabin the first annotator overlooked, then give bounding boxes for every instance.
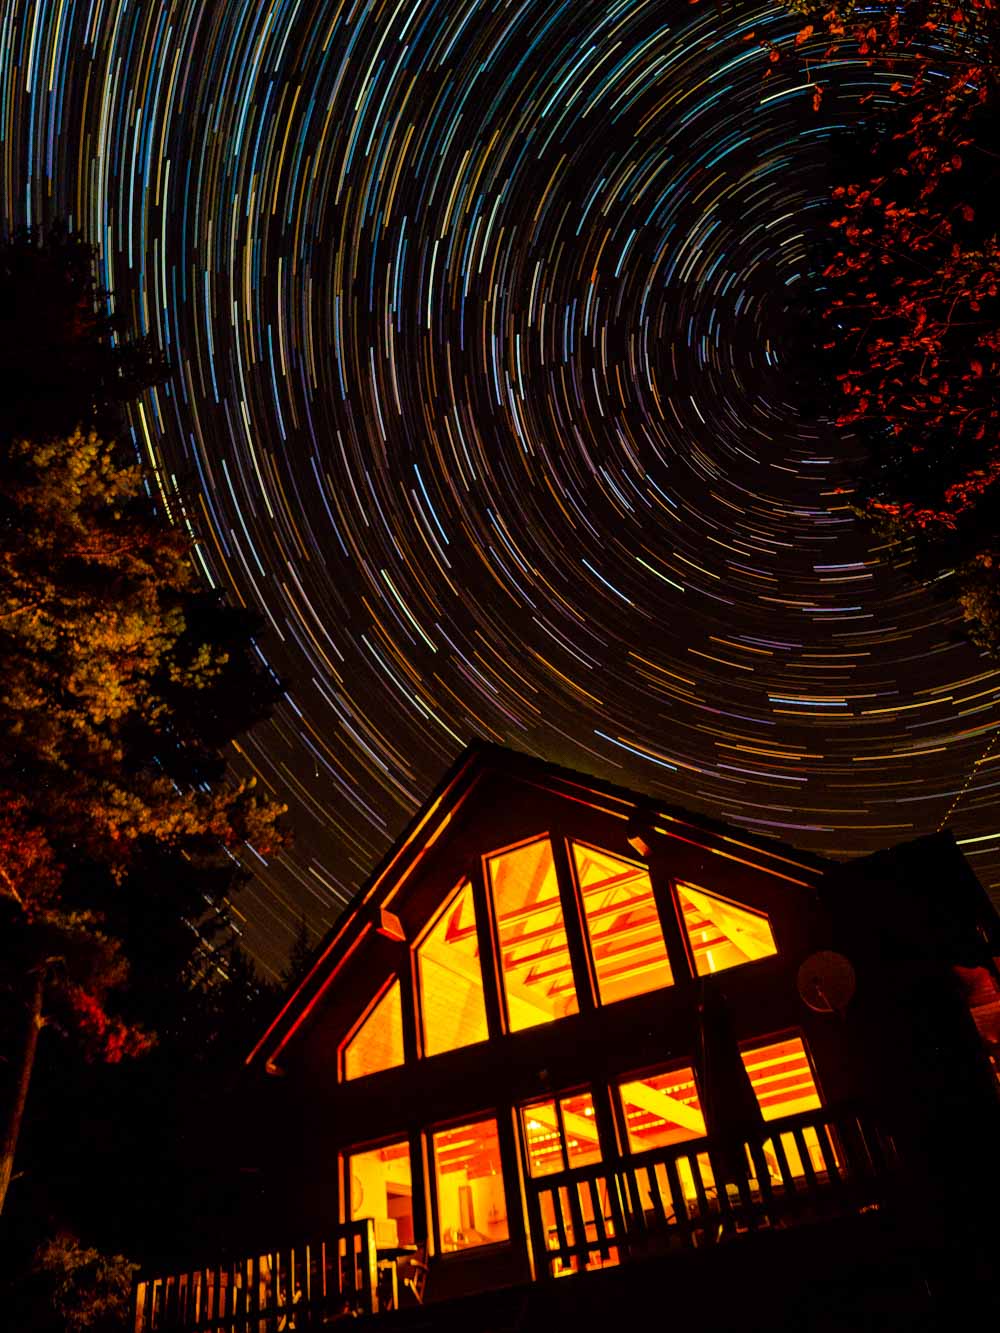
[134,743,1000,1330]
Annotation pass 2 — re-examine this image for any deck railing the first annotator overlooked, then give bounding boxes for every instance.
[525,1103,898,1276]
[132,1218,378,1330]
[132,1105,899,1328]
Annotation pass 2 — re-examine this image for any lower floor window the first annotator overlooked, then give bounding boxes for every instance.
[432,1118,510,1250]
[347,1140,414,1248]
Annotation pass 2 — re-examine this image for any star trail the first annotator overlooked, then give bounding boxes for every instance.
[3,0,999,976]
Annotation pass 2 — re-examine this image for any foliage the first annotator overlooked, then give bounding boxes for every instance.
[770,1,1000,648]
[0,227,288,1221]
[20,1233,135,1333]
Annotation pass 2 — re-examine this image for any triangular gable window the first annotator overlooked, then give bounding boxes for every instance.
[571,842,673,1003]
[342,980,404,1081]
[676,881,777,976]
[416,880,489,1056]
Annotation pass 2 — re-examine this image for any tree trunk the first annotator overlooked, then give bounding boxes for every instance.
[0,967,45,1216]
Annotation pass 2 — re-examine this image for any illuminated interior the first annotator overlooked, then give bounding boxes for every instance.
[416,880,489,1057]
[676,882,777,976]
[486,839,579,1031]
[742,1036,824,1179]
[521,1090,602,1177]
[618,1066,706,1153]
[342,980,405,1081]
[432,1119,509,1250]
[741,1036,821,1120]
[347,1140,414,1248]
[571,843,673,1004]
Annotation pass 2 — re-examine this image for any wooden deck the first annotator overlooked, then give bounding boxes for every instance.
[132,1105,898,1331]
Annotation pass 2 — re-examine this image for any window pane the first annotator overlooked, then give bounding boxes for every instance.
[433,1119,509,1250]
[417,880,489,1057]
[618,1067,706,1153]
[560,1091,601,1168]
[741,1036,821,1121]
[521,1100,562,1178]
[342,981,404,1081]
[676,881,777,976]
[571,843,673,1004]
[348,1140,414,1248]
[487,839,578,1031]
[521,1091,601,1177]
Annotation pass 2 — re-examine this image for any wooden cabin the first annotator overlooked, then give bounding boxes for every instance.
[134,742,1000,1330]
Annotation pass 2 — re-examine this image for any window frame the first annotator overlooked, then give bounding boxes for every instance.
[412,876,490,1060]
[341,1132,417,1241]
[669,876,780,982]
[338,974,405,1083]
[518,1085,603,1179]
[425,1111,513,1258]
[737,1029,825,1121]
[568,839,677,1007]
[612,1059,709,1158]
[482,832,585,1033]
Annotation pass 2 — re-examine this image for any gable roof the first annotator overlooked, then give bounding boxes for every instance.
[247,741,831,1073]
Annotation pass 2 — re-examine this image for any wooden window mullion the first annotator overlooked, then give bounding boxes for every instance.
[550,831,597,1015]
[470,858,505,1039]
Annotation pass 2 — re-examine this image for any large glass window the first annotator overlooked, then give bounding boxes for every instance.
[347,1140,414,1248]
[521,1090,601,1177]
[617,1066,706,1154]
[486,839,578,1031]
[741,1036,825,1180]
[341,980,404,1081]
[432,1119,509,1250]
[740,1036,821,1121]
[416,879,489,1057]
[676,881,777,976]
[571,843,673,1004]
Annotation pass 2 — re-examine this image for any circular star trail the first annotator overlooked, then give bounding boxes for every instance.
[3,0,999,976]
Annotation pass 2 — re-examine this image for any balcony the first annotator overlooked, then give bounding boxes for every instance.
[132,1104,898,1330]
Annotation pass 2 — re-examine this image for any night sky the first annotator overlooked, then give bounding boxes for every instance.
[3,0,999,978]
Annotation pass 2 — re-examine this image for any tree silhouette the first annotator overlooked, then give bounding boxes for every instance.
[0,228,288,1217]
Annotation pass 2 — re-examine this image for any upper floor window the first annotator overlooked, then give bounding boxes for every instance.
[416,879,488,1057]
[486,838,579,1031]
[675,881,777,976]
[341,979,405,1081]
[571,842,673,1004]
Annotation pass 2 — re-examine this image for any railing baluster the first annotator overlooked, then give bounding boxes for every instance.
[792,1127,819,1195]
[567,1178,590,1269]
[587,1177,611,1260]
[662,1152,691,1242]
[688,1150,712,1225]
[550,1185,571,1267]
[815,1119,841,1182]
[770,1131,796,1193]
[605,1168,629,1246]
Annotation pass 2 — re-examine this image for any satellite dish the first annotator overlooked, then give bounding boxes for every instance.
[797,951,856,1015]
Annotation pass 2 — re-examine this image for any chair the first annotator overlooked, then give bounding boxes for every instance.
[397,1244,428,1306]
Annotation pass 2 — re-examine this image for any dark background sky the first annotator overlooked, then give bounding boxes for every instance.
[4,0,999,978]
